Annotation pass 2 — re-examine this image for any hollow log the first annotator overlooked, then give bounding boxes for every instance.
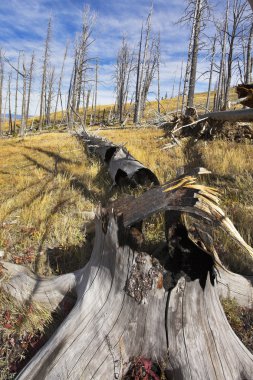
[14,211,253,379]
[77,130,159,187]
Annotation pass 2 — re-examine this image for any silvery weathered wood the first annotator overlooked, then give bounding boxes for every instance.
[14,213,253,380]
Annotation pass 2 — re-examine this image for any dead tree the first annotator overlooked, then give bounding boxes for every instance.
[68,6,95,128]
[8,72,12,134]
[93,60,98,124]
[13,51,21,133]
[26,52,35,124]
[179,0,209,110]
[133,24,143,124]
[134,7,157,124]
[39,17,52,130]
[83,88,91,127]
[214,0,230,110]
[45,66,55,127]
[206,35,216,110]
[244,16,253,83]
[157,33,161,114]
[0,50,3,135]
[53,42,68,126]
[115,37,133,123]
[224,0,248,108]
[19,54,27,137]
[177,60,184,115]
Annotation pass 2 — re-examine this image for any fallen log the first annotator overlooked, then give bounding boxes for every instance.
[202,108,253,122]
[78,130,159,187]
[1,175,252,379]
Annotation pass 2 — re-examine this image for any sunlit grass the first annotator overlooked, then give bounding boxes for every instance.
[0,132,108,275]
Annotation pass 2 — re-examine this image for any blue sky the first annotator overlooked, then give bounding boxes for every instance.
[0,0,231,114]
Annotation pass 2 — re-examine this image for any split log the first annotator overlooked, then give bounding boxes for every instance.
[1,175,252,379]
[78,131,159,187]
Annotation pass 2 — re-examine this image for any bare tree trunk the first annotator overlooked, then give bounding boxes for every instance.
[53,42,68,126]
[26,52,35,127]
[181,1,199,113]
[187,0,203,108]
[13,51,21,134]
[157,33,161,114]
[0,50,3,135]
[46,67,55,127]
[137,9,152,122]
[8,73,12,134]
[133,24,143,124]
[215,0,229,110]
[177,60,184,116]
[39,18,52,130]
[206,36,216,111]
[83,88,91,127]
[245,20,253,83]
[224,0,248,108]
[93,60,98,124]
[20,54,27,137]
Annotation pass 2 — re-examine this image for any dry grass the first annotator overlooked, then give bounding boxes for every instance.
[0,132,111,275]
[97,127,185,183]
[0,289,53,379]
[221,297,253,354]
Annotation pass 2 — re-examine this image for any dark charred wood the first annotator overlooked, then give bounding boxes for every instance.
[77,131,159,188]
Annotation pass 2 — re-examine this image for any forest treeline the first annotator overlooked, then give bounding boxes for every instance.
[0,0,252,136]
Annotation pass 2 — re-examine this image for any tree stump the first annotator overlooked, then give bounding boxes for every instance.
[9,209,252,380]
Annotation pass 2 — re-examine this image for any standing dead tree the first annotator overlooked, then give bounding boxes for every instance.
[244,16,253,83]
[67,6,95,129]
[133,8,159,124]
[223,0,249,108]
[115,37,134,124]
[19,53,27,137]
[179,0,209,111]
[8,73,12,134]
[0,50,4,135]
[13,51,21,134]
[45,66,55,127]
[26,52,35,125]
[39,17,52,130]
[206,35,217,110]
[53,42,68,126]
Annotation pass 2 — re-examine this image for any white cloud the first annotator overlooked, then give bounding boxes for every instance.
[0,0,233,115]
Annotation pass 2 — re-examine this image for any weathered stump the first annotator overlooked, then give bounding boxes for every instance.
[9,211,252,380]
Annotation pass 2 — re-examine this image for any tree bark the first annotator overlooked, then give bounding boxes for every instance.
[187,0,202,108]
